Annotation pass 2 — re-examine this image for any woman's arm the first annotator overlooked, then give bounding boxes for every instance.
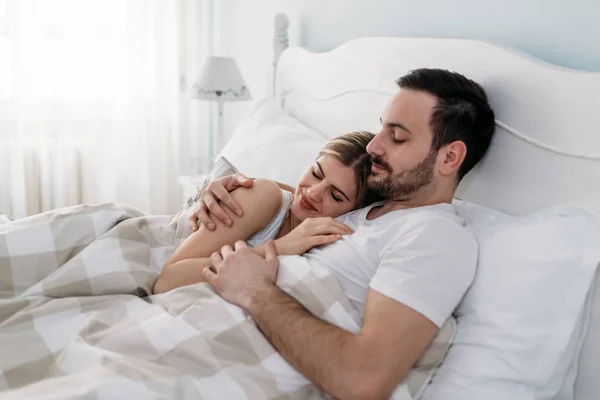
[251,218,354,258]
[152,257,212,294]
[153,179,283,294]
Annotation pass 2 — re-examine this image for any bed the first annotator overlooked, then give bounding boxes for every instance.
[1,13,600,400]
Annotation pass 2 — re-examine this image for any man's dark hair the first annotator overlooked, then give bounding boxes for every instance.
[396,68,496,180]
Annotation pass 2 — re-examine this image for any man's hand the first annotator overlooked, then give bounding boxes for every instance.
[203,240,279,309]
[189,173,254,231]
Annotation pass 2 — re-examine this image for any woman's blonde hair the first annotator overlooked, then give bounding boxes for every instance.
[318,131,384,208]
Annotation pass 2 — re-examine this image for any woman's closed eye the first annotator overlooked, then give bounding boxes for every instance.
[312,170,343,202]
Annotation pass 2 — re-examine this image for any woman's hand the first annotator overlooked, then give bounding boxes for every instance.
[189,173,254,231]
[275,217,354,255]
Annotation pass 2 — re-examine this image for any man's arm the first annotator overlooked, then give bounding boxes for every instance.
[206,218,476,399]
[203,241,438,400]
[246,286,437,400]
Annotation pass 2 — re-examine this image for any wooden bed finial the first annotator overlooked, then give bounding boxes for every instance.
[273,13,289,64]
[272,13,289,97]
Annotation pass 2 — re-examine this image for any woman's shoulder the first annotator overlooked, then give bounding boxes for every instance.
[251,178,282,195]
[231,178,283,213]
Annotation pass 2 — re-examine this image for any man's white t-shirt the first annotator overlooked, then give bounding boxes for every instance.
[302,202,477,328]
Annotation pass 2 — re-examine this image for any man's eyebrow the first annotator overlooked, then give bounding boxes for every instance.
[316,161,351,201]
[380,117,413,134]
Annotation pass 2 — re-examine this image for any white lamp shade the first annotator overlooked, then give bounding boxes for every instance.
[191,56,252,101]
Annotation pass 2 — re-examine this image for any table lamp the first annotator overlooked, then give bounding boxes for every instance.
[191,56,252,167]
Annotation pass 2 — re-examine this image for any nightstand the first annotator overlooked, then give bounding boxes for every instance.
[177,174,208,208]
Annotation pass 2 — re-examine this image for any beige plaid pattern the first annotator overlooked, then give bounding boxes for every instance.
[0,203,453,399]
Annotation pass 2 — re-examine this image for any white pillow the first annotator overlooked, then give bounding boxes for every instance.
[219,98,327,187]
[575,266,600,400]
[423,204,600,400]
[573,206,600,400]
[184,156,239,209]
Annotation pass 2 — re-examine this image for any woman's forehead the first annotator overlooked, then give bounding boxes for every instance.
[314,155,358,197]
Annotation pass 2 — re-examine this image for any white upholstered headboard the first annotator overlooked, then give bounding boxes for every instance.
[271,30,600,216]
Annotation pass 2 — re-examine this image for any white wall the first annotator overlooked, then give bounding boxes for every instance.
[212,0,600,141]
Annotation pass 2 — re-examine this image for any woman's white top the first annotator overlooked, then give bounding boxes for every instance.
[246,189,293,248]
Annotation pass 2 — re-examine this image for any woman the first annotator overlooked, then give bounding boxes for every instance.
[153,131,381,294]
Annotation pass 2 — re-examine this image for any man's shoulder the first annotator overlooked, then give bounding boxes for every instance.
[381,203,477,252]
[335,204,373,224]
[402,203,467,228]
[378,203,468,231]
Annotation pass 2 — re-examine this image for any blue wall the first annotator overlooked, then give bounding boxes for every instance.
[287,0,600,71]
[215,0,599,139]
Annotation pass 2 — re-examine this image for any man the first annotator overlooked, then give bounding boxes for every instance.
[191,68,495,399]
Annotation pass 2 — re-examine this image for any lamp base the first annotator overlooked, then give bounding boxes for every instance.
[209,100,225,168]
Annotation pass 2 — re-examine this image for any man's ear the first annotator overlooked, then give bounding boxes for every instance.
[437,141,467,177]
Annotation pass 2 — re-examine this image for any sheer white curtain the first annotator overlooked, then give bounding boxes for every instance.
[0,0,208,217]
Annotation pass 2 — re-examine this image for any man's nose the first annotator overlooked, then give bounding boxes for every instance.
[366,132,385,156]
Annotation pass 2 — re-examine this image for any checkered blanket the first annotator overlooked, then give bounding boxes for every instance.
[0,203,417,399]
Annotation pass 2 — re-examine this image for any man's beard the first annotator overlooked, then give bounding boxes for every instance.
[368,151,437,201]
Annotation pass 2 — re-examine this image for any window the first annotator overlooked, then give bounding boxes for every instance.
[0,0,9,98]
[0,0,140,100]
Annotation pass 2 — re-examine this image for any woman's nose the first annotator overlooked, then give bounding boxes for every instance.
[306,183,326,201]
